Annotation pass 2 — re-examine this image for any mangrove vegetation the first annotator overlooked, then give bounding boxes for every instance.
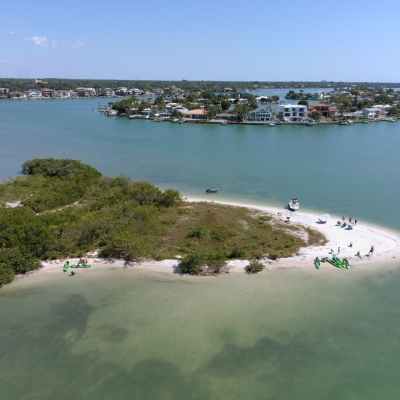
[0,158,325,285]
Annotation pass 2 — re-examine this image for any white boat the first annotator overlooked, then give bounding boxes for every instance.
[317,214,330,224]
[288,198,300,211]
[105,109,118,116]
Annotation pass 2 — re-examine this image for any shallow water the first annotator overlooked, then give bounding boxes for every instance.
[1,266,400,399]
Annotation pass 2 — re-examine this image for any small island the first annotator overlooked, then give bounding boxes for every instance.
[2,159,400,288]
[0,158,328,286]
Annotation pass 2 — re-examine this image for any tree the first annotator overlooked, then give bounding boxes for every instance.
[0,263,14,287]
[310,110,321,121]
[298,100,309,107]
[99,232,146,262]
[0,248,40,275]
[245,259,265,274]
[235,104,250,122]
[22,158,101,180]
[178,252,227,275]
[178,254,204,275]
[160,190,181,207]
[207,104,219,119]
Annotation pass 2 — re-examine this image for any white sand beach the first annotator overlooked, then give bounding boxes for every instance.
[34,197,400,278]
[186,196,400,270]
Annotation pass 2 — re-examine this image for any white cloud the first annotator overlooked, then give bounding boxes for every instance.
[71,40,85,49]
[28,36,49,47]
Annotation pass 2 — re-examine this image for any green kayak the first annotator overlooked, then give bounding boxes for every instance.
[314,256,350,270]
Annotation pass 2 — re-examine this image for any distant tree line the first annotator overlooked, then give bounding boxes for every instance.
[2,78,400,92]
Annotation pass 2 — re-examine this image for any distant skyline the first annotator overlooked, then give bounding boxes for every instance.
[1,0,399,82]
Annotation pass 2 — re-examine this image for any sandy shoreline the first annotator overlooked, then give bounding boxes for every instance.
[187,196,400,269]
[30,196,400,279]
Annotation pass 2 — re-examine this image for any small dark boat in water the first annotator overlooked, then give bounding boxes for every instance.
[205,188,218,194]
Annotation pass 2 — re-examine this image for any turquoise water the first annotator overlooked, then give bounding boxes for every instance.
[1,99,400,228]
[1,99,400,399]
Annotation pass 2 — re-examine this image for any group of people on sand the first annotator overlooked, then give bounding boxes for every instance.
[342,216,358,225]
[354,245,375,259]
[328,244,375,261]
[336,216,358,230]
[331,214,377,261]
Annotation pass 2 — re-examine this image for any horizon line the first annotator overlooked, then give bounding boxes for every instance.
[1,76,400,85]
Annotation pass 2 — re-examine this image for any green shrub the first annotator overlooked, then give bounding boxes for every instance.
[0,248,40,274]
[22,158,101,180]
[178,254,204,275]
[160,190,181,207]
[228,246,244,258]
[245,260,265,274]
[99,233,146,262]
[187,227,209,239]
[178,252,227,275]
[0,263,14,287]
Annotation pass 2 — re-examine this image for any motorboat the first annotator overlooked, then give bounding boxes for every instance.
[205,188,218,194]
[288,198,300,211]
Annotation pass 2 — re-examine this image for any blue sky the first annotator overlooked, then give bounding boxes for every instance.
[0,0,399,81]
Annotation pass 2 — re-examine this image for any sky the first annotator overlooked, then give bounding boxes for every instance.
[0,0,399,82]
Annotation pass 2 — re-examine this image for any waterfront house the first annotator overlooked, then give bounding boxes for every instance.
[54,90,72,98]
[179,108,208,120]
[76,87,96,97]
[0,88,10,98]
[26,90,42,99]
[41,88,55,98]
[362,106,387,120]
[247,105,273,122]
[309,103,337,118]
[275,104,308,122]
[115,87,128,96]
[165,103,188,115]
[98,88,115,97]
[128,88,143,96]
